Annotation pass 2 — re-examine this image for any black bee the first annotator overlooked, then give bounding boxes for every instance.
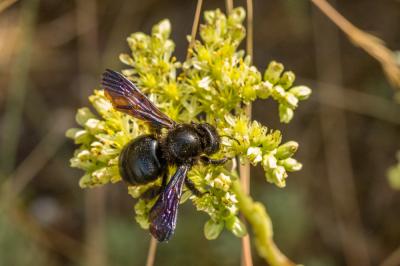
[101,69,227,242]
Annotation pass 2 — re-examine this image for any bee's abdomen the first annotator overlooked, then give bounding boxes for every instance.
[119,135,166,185]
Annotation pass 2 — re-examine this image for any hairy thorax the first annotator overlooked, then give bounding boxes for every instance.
[161,124,203,164]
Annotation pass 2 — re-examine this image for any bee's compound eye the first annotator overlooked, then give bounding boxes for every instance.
[197,123,220,155]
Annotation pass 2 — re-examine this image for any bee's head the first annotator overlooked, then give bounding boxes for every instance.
[196,123,220,155]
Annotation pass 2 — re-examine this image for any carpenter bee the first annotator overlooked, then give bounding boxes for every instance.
[101,69,227,242]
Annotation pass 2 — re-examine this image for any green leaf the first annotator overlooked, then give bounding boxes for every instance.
[204,219,224,240]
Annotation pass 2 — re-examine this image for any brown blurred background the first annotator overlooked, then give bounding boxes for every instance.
[0,0,399,265]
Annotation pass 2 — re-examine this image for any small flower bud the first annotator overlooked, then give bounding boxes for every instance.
[262,153,277,170]
[264,61,284,84]
[271,166,287,188]
[257,81,273,99]
[66,128,80,139]
[226,216,247,237]
[151,19,171,39]
[242,85,257,102]
[276,141,299,159]
[279,104,294,123]
[204,10,216,24]
[280,158,302,172]
[79,174,92,188]
[119,53,134,66]
[127,33,148,49]
[89,94,113,115]
[198,76,211,90]
[284,92,298,109]
[85,118,104,134]
[247,147,263,164]
[213,173,231,191]
[290,86,312,100]
[271,85,286,100]
[279,71,295,90]
[76,107,95,126]
[229,7,245,22]
[204,219,224,240]
[73,129,90,144]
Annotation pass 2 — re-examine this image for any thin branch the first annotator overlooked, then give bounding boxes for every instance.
[245,0,253,67]
[225,0,233,14]
[0,111,69,203]
[311,2,371,265]
[380,245,400,266]
[146,237,158,266]
[0,0,39,177]
[0,0,18,14]
[311,0,400,89]
[75,0,107,265]
[186,0,203,60]
[240,1,254,266]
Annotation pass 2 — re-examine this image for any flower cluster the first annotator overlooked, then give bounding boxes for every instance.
[67,7,311,240]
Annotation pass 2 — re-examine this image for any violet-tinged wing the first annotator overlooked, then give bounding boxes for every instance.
[149,164,189,242]
[101,69,175,129]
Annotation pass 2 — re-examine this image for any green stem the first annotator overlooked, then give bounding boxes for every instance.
[232,180,296,266]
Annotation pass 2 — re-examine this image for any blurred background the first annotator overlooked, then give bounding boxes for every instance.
[0,0,399,265]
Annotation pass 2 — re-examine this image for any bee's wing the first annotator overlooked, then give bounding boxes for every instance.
[101,69,175,129]
[149,164,190,242]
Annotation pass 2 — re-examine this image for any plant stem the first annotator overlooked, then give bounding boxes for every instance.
[232,180,295,266]
[225,0,233,14]
[146,237,158,266]
[186,0,203,61]
[245,0,253,67]
[240,1,254,266]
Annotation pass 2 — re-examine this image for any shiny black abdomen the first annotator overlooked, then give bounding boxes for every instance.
[119,135,166,185]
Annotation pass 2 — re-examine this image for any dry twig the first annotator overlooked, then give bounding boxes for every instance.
[146,237,158,266]
[75,1,107,265]
[186,0,203,61]
[311,2,371,265]
[0,0,18,14]
[311,0,400,89]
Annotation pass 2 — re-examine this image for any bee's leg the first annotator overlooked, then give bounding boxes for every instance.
[200,156,228,165]
[185,178,204,197]
[160,168,168,191]
[141,170,169,200]
[141,186,161,200]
